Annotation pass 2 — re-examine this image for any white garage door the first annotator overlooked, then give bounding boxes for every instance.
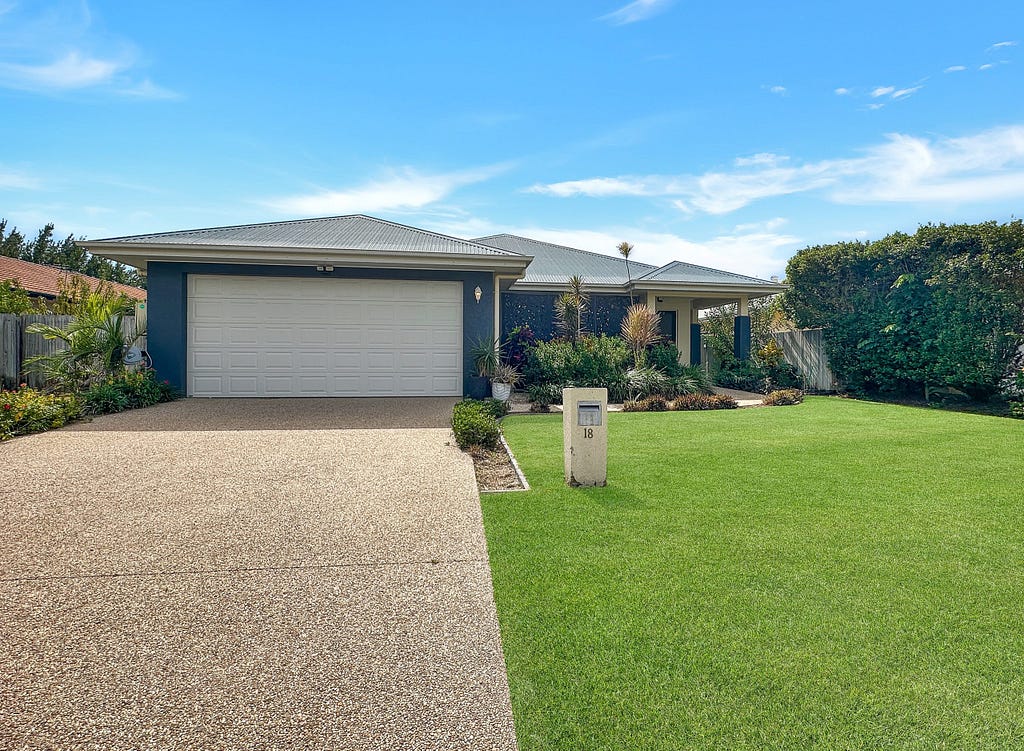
[187,275,463,397]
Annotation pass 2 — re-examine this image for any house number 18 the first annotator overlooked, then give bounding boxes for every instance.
[583,428,594,439]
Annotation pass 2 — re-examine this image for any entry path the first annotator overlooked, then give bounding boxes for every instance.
[0,398,517,750]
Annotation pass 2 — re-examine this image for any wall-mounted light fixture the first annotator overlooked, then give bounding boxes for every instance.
[315,265,335,273]
[474,286,482,303]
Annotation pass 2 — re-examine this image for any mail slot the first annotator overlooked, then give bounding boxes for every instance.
[578,402,602,426]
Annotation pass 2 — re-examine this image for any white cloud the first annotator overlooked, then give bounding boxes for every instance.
[0,4,176,98]
[504,226,800,280]
[988,41,1018,51]
[834,87,851,95]
[870,86,895,97]
[0,51,123,90]
[944,65,967,73]
[0,167,40,190]
[979,63,994,70]
[891,85,922,100]
[527,124,1024,214]
[734,153,788,168]
[867,102,886,110]
[598,0,673,25]
[264,164,510,216]
[768,85,787,95]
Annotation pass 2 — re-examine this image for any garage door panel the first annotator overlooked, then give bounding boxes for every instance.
[188,276,463,397]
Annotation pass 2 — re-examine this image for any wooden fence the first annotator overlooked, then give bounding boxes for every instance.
[772,328,840,392]
[0,313,145,390]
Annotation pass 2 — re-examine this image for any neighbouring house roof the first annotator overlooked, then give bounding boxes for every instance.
[633,260,780,287]
[474,234,657,286]
[86,215,532,274]
[476,232,785,297]
[0,255,147,301]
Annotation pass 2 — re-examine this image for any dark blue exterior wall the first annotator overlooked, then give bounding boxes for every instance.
[501,291,632,341]
[733,315,752,360]
[146,262,494,396]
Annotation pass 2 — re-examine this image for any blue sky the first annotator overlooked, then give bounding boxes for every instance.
[1,0,1023,278]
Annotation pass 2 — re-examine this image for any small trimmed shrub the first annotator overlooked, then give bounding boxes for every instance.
[763,389,805,406]
[0,386,82,441]
[81,370,180,415]
[670,393,739,411]
[527,383,563,409]
[639,395,668,412]
[1010,401,1024,419]
[452,400,501,450]
[622,399,644,412]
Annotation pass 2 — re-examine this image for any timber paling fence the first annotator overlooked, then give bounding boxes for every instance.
[772,328,840,392]
[0,314,145,390]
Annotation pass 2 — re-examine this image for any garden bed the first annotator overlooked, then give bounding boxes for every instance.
[469,435,528,493]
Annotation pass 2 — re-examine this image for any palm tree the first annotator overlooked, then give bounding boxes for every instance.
[618,242,634,303]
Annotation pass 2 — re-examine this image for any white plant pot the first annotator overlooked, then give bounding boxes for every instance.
[491,382,512,402]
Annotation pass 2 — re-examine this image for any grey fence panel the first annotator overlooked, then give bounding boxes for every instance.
[1,314,19,389]
[772,328,840,392]
[20,315,74,389]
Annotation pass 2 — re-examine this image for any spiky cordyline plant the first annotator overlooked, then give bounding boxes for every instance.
[555,275,588,342]
[621,303,661,368]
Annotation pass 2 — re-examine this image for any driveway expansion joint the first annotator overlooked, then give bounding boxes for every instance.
[2,557,490,584]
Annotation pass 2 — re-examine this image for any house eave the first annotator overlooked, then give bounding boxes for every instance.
[82,241,533,277]
[631,281,788,297]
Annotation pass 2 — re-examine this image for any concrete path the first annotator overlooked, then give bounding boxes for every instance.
[0,398,517,750]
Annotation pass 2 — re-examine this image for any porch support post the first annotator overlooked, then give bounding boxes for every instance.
[689,305,701,366]
[733,295,751,361]
[644,290,657,311]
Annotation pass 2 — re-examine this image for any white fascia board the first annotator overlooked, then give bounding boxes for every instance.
[83,241,533,276]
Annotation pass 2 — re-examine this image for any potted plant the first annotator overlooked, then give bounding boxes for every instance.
[491,362,520,402]
[468,337,502,400]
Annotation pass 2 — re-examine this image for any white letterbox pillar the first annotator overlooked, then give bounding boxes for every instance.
[563,387,608,487]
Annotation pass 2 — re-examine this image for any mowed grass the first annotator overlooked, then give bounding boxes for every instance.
[481,398,1024,751]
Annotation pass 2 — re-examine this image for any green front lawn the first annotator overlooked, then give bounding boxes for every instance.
[481,398,1024,750]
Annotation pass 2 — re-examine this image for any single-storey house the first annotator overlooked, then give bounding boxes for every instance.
[84,215,784,398]
[0,256,147,302]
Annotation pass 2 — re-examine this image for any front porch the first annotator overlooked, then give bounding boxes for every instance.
[641,291,754,366]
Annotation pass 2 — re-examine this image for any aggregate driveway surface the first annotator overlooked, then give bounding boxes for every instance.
[0,398,517,750]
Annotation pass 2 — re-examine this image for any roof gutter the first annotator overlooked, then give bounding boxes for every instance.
[82,241,533,276]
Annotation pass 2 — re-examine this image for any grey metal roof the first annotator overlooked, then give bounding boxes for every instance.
[635,260,779,286]
[474,234,656,285]
[97,215,521,257]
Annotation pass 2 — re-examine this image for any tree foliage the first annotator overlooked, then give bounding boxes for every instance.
[0,219,144,288]
[782,221,1024,400]
[701,296,788,366]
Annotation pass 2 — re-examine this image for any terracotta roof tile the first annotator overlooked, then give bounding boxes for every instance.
[0,256,146,301]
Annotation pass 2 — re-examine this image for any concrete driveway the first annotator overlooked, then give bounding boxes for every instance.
[0,398,517,750]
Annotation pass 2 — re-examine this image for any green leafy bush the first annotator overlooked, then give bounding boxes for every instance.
[646,343,685,377]
[1010,402,1024,419]
[763,389,805,406]
[626,367,669,401]
[524,335,630,390]
[715,360,801,394]
[0,385,81,440]
[81,370,180,415]
[783,221,1024,400]
[451,400,500,450]
[670,393,739,411]
[527,383,563,408]
[668,367,715,398]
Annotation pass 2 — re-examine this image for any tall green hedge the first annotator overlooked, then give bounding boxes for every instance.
[783,221,1024,400]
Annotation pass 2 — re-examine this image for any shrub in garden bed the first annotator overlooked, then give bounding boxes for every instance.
[670,393,739,411]
[639,395,668,412]
[81,370,180,415]
[714,360,801,394]
[763,389,805,406]
[452,400,501,450]
[0,386,82,441]
[523,335,630,391]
